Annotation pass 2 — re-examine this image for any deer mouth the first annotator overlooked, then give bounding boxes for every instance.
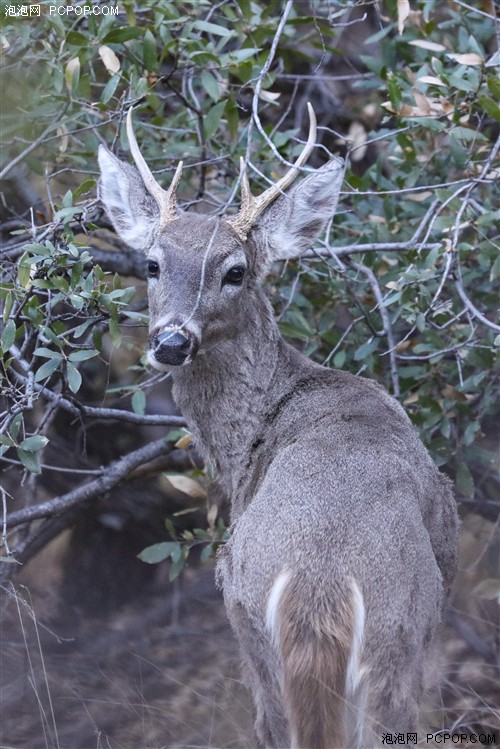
[150,327,197,367]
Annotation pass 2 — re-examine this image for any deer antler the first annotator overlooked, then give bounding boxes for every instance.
[227,102,317,241]
[126,107,183,227]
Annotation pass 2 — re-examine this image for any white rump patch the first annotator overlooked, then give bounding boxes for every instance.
[266,569,291,651]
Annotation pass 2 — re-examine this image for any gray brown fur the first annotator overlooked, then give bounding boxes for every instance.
[98,130,459,748]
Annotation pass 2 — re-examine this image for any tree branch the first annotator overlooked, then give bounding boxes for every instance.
[10,371,186,428]
[3,437,173,529]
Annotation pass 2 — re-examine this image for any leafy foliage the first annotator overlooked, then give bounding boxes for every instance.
[1,1,498,575]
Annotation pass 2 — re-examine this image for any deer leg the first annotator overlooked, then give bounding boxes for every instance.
[228,601,289,748]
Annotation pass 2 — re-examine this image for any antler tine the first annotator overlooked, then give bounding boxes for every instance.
[228,103,317,241]
[126,107,183,226]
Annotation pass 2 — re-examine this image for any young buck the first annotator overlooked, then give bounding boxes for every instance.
[98,107,459,749]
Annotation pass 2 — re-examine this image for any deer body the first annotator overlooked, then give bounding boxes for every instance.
[98,109,459,749]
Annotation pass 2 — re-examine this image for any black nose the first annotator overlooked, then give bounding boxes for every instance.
[154,330,191,365]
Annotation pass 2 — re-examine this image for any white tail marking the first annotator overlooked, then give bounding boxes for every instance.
[266,569,291,652]
[346,578,365,697]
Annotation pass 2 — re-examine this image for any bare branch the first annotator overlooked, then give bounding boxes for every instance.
[348,259,400,398]
[306,240,441,259]
[3,438,173,529]
[11,371,185,427]
[454,273,500,333]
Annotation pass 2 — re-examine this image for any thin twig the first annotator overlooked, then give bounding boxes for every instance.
[349,260,400,398]
[1,487,13,556]
[454,273,500,333]
[0,105,69,180]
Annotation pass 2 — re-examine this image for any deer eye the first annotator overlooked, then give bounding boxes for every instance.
[147,260,160,278]
[223,265,245,286]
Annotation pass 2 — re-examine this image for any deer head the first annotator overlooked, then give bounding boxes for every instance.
[98,107,344,369]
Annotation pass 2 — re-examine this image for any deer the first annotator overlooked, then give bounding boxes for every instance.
[98,105,459,749]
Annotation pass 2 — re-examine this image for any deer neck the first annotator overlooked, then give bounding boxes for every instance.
[170,287,282,494]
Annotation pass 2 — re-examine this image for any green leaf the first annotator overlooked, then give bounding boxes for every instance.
[66,362,82,393]
[138,541,181,564]
[34,358,62,382]
[203,101,225,140]
[17,448,41,474]
[169,548,188,581]
[354,338,380,361]
[333,350,346,368]
[68,348,99,362]
[201,70,219,101]
[143,28,156,71]
[487,74,500,100]
[455,462,474,499]
[101,72,121,104]
[131,389,146,415]
[9,414,23,442]
[54,206,82,223]
[477,94,500,122]
[20,435,49,451]
[164,518,177,541]
[102,27,142,44]
[190,51,219,64]
[1,319,16,351]
[18,259,31,289]
[66,31,88,46]
[225,48,259,64]
[22,243,51,256]
[73,179,96,200]
[72,319,96,339]
[192,19,234,37]
[108,318,122,346]
[200,543,214,563]
[34,347,64,359]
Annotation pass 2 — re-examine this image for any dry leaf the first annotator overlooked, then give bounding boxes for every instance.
[439,97,455,116]
[65,57,80,93]
[207,503,218,529]
[413,89,432,115]
[259,90,280,103]
[346,121,367,162]
[417,75,446,86]
[57,125,69,154]
[405,190,433,202]
[447,53,483,66]
[403,392,419,404]
[175,433,194,450]
[409,39,446,52]
[99,45,120,75]
[397,0,410,35]
[165,474,206,499]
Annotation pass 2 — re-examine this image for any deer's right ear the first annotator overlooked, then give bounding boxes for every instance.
[98,145,159,251]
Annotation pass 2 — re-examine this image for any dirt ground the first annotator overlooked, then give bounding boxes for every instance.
[1,564,254,749]
[0,514,498,749]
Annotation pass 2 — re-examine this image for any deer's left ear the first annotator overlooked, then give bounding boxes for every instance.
[249,158,344,270]
[98,145,160,251]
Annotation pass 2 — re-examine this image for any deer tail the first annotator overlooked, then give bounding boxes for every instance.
[266,570,369,749]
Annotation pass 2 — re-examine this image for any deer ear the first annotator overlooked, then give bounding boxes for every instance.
[250,158,344,269]
[98,145,160,251]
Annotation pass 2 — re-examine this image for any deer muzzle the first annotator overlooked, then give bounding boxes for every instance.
[151,328,196,366]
